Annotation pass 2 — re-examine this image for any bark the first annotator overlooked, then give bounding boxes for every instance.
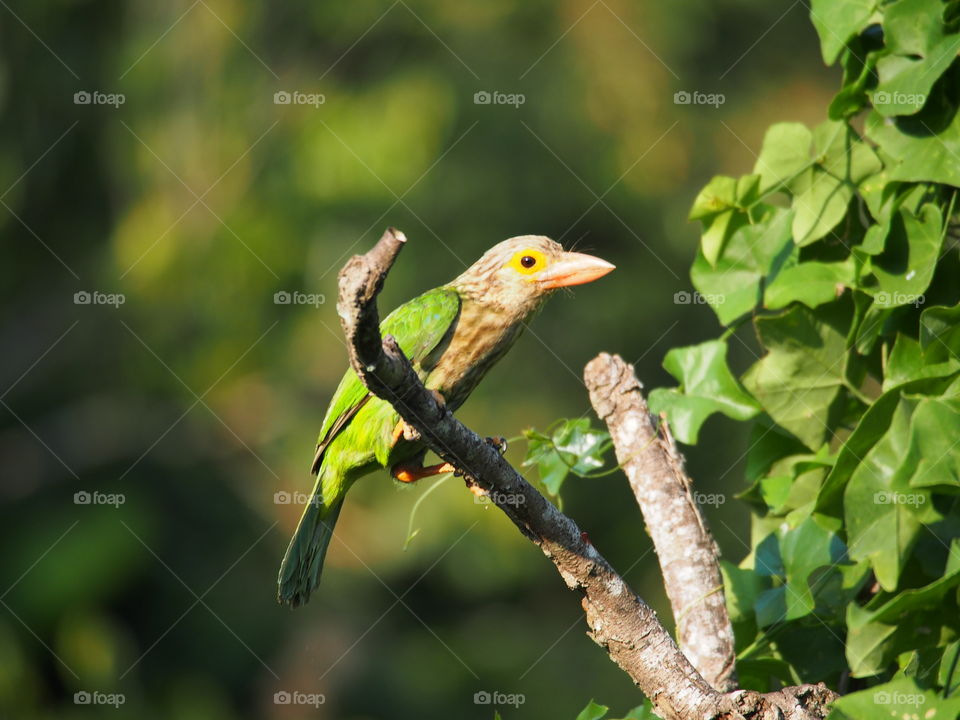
[334,228,838,720]
[584,353,737,692]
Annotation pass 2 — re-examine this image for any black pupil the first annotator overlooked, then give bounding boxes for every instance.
[520,255,536,268]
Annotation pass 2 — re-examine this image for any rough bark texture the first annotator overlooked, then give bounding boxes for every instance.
[334,228,838,720]
[585,353,737,692]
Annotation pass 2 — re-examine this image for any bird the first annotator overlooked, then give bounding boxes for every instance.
[278,235,615,607]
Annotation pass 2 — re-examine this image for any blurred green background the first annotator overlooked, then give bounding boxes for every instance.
[0,1,837,717]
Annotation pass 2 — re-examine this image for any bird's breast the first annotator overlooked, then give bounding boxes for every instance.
[422,301,524,410]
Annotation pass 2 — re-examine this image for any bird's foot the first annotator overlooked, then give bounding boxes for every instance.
[391,420,420,445]
[389,391,446,446]
[485,436,508,455]
[466,480,487,499]
[391,461,456,484]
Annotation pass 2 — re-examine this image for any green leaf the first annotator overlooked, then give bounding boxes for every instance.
[809,0,878,64]
[648,340,760,445]
[856,539,960,624]
[908,398,960,488]
[829,675,960,718]
[873,0,960,116]
[829,37,881,119]
[788,123,880,246]
[689,175,759,265]
[690,208,794,325]
[576,700,609,720]
[866,90,960,186]
[867,203,944,306]
[764,258,855,310]
[523,419,611,496]
[844,397,931,590]
[721,560,770,629]
[844,603,899,677]
[742,303,850,450]
[790,167,854,246]
[939,640,960,696]
[883,333,960,391]
[920,302,960,363]
[779,516,847,620]
[689,175,738,220]
[753,122,813,193]
[611,700,659,720]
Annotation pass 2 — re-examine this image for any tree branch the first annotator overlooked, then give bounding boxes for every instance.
[335,229,838,720]
[585,353,737,692]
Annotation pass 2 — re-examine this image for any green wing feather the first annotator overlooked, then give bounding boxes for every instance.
[279,286,461,607]
[316,286,461,445]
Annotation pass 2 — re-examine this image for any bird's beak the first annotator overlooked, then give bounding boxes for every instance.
[537,252,616,289]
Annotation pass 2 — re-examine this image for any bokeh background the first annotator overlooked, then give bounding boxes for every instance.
[0,1,837,718]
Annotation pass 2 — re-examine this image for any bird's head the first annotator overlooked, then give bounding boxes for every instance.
[451,235,615,312]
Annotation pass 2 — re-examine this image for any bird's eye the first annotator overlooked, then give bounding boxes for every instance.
[508,248,546,275]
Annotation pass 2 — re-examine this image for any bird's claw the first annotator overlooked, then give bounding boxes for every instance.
[402,423,421,442]
[485,436,508,455]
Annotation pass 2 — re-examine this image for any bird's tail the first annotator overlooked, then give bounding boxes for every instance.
[277,469,344,608]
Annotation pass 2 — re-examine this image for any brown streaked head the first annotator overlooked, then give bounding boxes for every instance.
[450,235,614,312]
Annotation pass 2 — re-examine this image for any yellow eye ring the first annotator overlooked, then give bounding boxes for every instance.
[508,249,546,275]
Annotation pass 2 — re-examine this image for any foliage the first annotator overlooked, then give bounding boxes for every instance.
[522,418,616,503]
[648,0,960,712]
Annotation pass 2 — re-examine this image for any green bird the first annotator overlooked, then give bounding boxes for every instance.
[278,235,614,607]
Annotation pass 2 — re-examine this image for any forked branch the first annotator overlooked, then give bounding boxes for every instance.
[335,228,837,720]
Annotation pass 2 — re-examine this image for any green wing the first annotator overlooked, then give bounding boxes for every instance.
[310,286,461,472]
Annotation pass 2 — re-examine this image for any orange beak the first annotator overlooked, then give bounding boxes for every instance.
[537,251,616,290]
